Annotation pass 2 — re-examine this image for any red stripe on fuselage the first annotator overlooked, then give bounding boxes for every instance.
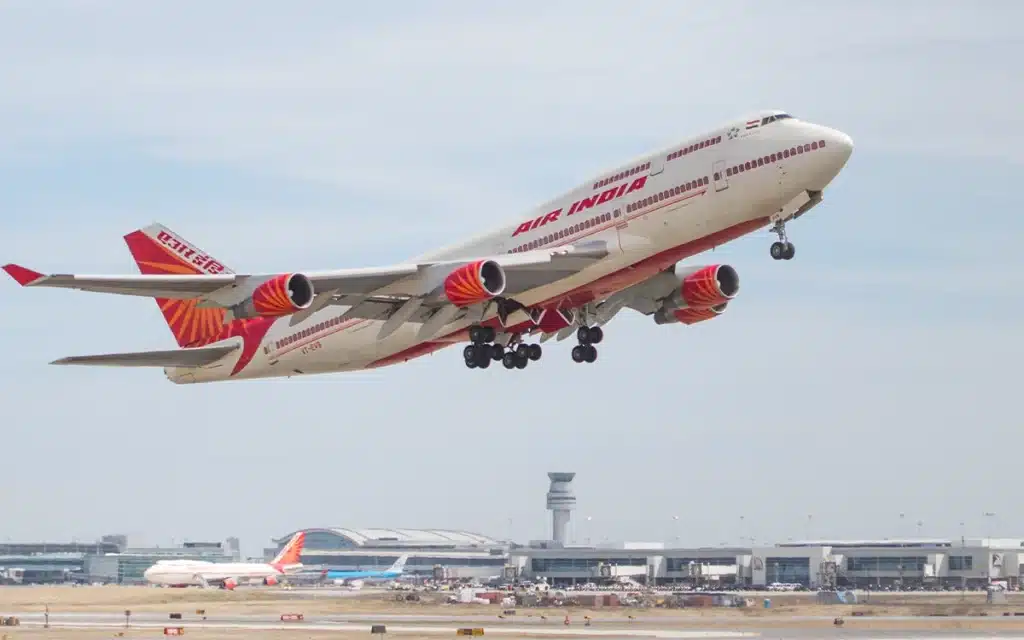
[366,217,769,368]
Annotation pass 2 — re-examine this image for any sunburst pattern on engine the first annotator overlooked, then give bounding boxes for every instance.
[680,264,740,308]
[250,274,315,317]
[442,260,506,307]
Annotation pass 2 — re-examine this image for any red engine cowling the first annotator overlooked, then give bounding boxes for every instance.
[656,264,738,318]
[223,578,238,590]
[232,273,315,319]
[677,264,739,308]
[673,303,728,325]
[443,260,506,307]
[264,575,279,586]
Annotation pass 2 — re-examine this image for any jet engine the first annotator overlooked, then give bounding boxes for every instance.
[442,260,506,306]
[654,302,729,325]
[230,273,315,319]
[222,578,238,590]
[651,264,738,323]
[263,575,279,586]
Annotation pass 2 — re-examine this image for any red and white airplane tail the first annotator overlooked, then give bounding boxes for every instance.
[123,224,235,348]
[269,531,306,572]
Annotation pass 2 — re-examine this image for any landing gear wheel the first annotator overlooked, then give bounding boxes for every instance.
[528,344,542,361]
[463,345,478,363]
[770,217,794,261]
[475,348,491,368]
[571,345,587,363]
[515,355,528,369]
[490,344,504,361]
[583,345,598,363]
[515,344,530,359]
[576,326,592,344]
[465,359,478,369]
[502,353,517,369]
[469,325,496,344]
[587,326,603,344]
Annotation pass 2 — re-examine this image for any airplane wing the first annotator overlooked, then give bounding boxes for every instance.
[51,343,239,368]
[2,241,607,300]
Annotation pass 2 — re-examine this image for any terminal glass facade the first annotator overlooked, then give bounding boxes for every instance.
[530,557,647,572]
[846,556,927,572]
[665,557,735,572]
[766,557,810,585]
[949,555,973,570]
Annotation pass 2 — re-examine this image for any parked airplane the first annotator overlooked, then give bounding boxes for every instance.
[142,532,305,589]
[324,554,409,588]
[3,110,852,381]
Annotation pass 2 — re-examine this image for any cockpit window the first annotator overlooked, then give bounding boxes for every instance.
[761,113,793,126]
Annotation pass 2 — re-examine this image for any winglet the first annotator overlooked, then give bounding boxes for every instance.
[2,264,45,286]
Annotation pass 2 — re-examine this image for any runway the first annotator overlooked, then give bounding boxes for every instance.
[11,611,1024,639]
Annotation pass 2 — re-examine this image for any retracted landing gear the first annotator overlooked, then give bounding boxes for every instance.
[464,325,542,371]
[571,325,602,364]
[769,218,795,261]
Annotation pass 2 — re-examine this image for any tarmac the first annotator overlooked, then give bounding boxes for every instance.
[8,611,1024,639]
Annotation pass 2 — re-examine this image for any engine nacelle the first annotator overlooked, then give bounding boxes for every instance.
[231,273,315,319]
[442,260,506,307]
[661,264,739,312]
[223,578,238,590]
[654,302,728,325]
[264,575,279,586]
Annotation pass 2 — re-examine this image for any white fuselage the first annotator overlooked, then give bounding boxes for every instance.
[165,111,852,383]
[142,560,288,586]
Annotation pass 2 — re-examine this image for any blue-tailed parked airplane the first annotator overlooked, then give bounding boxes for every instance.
[324,554,409,586]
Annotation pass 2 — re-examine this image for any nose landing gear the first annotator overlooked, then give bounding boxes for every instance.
[769,218,795,261]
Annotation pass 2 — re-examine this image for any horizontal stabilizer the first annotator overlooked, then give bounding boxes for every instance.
[51,343,239,368]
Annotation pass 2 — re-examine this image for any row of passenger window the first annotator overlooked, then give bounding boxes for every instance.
[508,210,620,254]
[667,135,722,162]
[593,161,651,190]
[275,315,347,349]
[625,176,708,214]
[719,139,827,180]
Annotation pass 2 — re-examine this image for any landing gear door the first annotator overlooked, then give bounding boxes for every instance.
[713,160,729,192]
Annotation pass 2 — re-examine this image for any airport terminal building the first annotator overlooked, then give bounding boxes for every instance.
[266,528,508,580]
[506,538,1024,589]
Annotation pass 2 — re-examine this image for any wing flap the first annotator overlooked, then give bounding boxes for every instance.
[51,343,239,368]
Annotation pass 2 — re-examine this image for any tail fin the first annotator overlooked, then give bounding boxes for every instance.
[389,554,409,573]
[123,224,235,348]
[271,531,306,568]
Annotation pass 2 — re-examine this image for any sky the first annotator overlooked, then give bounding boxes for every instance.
[0,1,1022,558]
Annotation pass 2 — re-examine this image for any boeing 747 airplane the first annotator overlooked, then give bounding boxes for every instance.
[3,110,852,381]
[142,531,305,589]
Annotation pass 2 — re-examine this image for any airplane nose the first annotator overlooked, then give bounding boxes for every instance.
[830,129,854,162]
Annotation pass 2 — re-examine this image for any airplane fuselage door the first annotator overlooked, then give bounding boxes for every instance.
[649,155,665,176]
[713,160,729,192]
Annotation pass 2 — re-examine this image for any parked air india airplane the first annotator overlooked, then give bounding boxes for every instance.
[3,110,852,381]
[142,531,305,589]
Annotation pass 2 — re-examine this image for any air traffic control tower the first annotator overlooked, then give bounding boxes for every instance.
[546,472,576,544]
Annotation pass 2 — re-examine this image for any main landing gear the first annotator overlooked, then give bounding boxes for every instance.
[570,326,602,364]
[463,325,542,370]
[769,218,795,261]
